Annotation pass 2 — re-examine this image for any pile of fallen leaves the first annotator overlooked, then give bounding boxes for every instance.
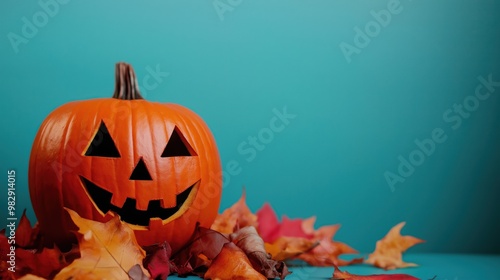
[0,192,424,280]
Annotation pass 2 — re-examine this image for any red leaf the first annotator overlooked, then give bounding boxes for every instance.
[144,242,173,280]
[16,210,40,249]
[0,260,16,280]
[2,224,69,279]
[257,203,313,243]
[15,246,68,279]
[332,265,419,279]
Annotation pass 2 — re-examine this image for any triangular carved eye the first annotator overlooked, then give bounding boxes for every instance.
[161,127,196,157]
[130,157,152,181]
[84,121,121,158]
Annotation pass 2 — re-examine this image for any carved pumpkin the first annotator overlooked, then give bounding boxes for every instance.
[28,63,222,252]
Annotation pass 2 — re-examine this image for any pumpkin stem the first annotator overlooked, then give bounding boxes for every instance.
[112,62,144,100]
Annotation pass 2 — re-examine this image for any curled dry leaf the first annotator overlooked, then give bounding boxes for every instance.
[171,226,230,277]
[230,226,290,279]
[54,208,150,280]
[332,265,419,280]
[365,222,424,270]
[204,242,267,280]
[143,241,173,280]
[211,189,258,234]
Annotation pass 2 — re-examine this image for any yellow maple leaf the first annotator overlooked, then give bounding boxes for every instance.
[365,222,425,270]
[54,209,150,280]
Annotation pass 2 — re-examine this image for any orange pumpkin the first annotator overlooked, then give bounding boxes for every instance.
[28,62,222,252]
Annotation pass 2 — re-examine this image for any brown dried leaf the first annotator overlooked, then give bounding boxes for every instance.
[171,226,230,277]
[230,226,290,279]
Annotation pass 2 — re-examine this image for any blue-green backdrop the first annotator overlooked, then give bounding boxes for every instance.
[1,0,499,254]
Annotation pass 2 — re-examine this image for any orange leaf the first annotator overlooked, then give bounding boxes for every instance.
[256,203,361,266]
[54,208,150,279]
[297,224,363,266]
[365,222,424,270]
[211,189,258,234]
[265,236,318,261]
[204,242,266,280]
[230,226,290,279]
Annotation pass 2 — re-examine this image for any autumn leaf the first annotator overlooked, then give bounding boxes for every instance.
[54,208,150,280]
[297,224,363,266]
[265,236,318,261]
[1,219,69,279]
[365,222,424,270]
[17,274,47,280]
[230,226,290,279]
[204,242,267,280]
[171,225,230,277]
[257,203,361,266]
[211,189,258,234]
[0,259,16,280]
[257,203,313,243]
[15,246,69,279]
[143,241,173,280]
[14,210,39,249]
[332,265,419,280]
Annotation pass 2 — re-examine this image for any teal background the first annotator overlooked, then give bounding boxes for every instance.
[1,0,499,255]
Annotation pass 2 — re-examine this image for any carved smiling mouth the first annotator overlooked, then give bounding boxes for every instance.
[79,176,198,227]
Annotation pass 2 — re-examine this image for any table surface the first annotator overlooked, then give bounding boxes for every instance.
[167,254,500,280]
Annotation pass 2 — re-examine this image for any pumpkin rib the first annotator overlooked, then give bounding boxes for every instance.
[59,106,80,235]
[144,102,159,204]
[168,104,221,224]
[92,99,112,219]
[167,104,193,196]
[119,100,134,209]
[127,99,138,210]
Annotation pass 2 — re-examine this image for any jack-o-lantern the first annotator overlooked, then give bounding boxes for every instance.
[28,63,222,252]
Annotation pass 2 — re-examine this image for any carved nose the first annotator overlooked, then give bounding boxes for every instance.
[129,157,152,181]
